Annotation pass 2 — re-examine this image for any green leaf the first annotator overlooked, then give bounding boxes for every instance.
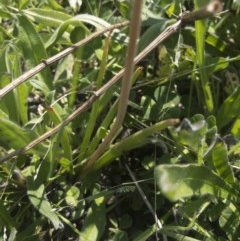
[114,0,131,18]
[16,82,29,125]
[47,0,64,10]
[171,117,207,152]
[6,43,29,124]
[141,86,180,121]
[206,57,229,74]
[23,8,71,27]
[65,186,80,207]
[79,33,110,159]
[217,87,240,129]
[45,16,88,49]
[211,141,235,184]
[155,164,239,202]
[0,3,12,18]
[0,42,29,124]
[206,34,232,55]
[25,8,128,49]
[92,119,179,171]
[231,117,240,139]
[194,0,213,114]
[17,15,53,90]
[80,196,106,241]
[219,202,240,240]
[24,9,112,30]
[19,0,30,9]
[0,73,19,122]
[27,182,61,229]
[0,118,46,155]
[180,196,212,224]
[46,106,72,160]
[138,19,174,53]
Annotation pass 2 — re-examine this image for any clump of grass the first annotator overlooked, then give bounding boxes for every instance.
[1,1,240,240]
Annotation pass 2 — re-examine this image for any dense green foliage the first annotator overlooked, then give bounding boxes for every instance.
[0,0,240,240]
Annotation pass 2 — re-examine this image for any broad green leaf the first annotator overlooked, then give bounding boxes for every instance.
[80,196,106,241]
[29,78,49,94]
[156,45,174,78]
[171,117,207,152]
[27,182,61,229]
[23,8,71,27]
[24,9,112,30]
[217,87,240,129]
[45,16,89,49]
[0,118,46,155]
[23,9,128,46]
[73,14,114,30]
[17,15,53,90]
[155,164,239,202]
[0,43,26,123]
[141,86,180,121]
[211,141,235,184]
[138,19,174,53]
[219,202,240,240]
[3,43,29,124]
[171,115,218,164]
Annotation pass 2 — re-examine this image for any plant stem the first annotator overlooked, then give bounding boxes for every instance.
[82,0,143,171]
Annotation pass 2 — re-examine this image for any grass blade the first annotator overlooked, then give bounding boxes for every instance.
[194,0,214,114]
[17,15,53,90]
